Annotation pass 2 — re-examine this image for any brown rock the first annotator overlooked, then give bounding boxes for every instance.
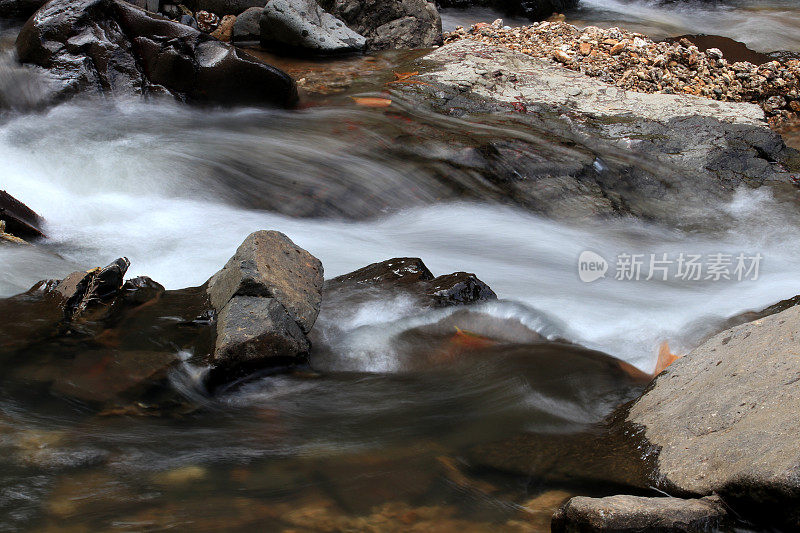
[211,14,236,41]
[610,41,626,55]
[579,42,591,55]
[553,49,572,63]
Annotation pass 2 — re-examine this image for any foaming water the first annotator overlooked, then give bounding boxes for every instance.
[0,101,799,371]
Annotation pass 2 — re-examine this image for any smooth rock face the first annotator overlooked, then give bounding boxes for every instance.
[15,0,298,107]
[214,296,310,366]
[260,0,366,54]
[325,0,441,50]
[626,304,800,527]
[0,190,45,239]
[232,6,261,42]
[551,495,729,532]
[207,230,323,333]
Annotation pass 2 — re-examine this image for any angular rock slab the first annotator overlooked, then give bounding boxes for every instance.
[626,304,800,526]
[325,0,441,50]
[551,494,728,532]
[16,0,298,107]
[0,190,45,239]
[207,230,323,333]
[260,0,366,54]
[214,296,310,366]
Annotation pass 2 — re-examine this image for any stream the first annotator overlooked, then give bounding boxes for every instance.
[0,8,798,532]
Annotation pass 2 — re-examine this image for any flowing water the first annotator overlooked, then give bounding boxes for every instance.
[0,15,797,532]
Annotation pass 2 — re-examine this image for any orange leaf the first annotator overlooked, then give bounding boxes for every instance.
[351,96,392,108]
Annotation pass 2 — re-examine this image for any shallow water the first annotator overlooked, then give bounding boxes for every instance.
[0,18,797,532]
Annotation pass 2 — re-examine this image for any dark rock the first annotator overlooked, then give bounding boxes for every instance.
[436,0,578,20]
[0,190,45,240]
[551,494,729,533]
[128,0,159,11]
[207,230,323,334]
[191,0,266,15]
[232,6,261,42]
[195,9,220,32]
[259,0,366,55]
[322,257,495,309]
[623,304,800,529]
[15,0,298,107]
[214,295,310,368]
[179,13,200,28]
[325,0,441,50]
[58,257,130,320]
[0,0,46,19]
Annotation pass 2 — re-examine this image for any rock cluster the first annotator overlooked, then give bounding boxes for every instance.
[14,0,298,107]
[444,19,800,128]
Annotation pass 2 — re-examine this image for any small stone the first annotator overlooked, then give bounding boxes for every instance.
[210,14,235,41]
[579,42,591,55]
[553,50,572,63]
[195,10,220,33]
[610,42,626,55]
[707,47,723,60]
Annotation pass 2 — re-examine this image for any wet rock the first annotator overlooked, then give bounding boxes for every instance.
[624,304,800,529]
[232,6,261,42]
[0,0,46,18]
[210,14,236,41]
[214,295,310,368]
[324,0,442,50]
[0,220,29,245]
[207,230,323,334]
[259,0,367,55]
[0,190,44,240]
[51,350,179,404]
[57,258,130,320]
[129,0,159,11]
[323,257,495,309]
[551,494,729,532]
[179,13,200,28]
[16,0,298,108]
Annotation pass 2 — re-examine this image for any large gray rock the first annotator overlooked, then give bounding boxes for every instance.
[324,0,441,50]
[551,494,729,532]
[214,296,310,367]
[15,0,298,107]
[207,230,323,333]
[259,0,366,54]
[232,6,262,42]
[625,304,800,528]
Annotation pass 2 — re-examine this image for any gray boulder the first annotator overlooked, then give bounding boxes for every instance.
[15,0,298,107]
[232,6,262,42]
[207,230,323,333]
[325,0,441,50]
[206,231,323,375]
[260,0,366,55]
[625,304,800,528]
[214,296,310,367]
[551,495,729,533]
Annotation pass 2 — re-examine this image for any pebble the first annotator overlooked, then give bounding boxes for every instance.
[444,20,800,129]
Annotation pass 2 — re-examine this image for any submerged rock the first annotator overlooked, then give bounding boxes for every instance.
[207,230,323,374]
[15,0,298,107]
[324,0,442,50]
[0,190,45,240]
[260,0,367,55]
[551,494,729,532]
[624,304,800,529]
